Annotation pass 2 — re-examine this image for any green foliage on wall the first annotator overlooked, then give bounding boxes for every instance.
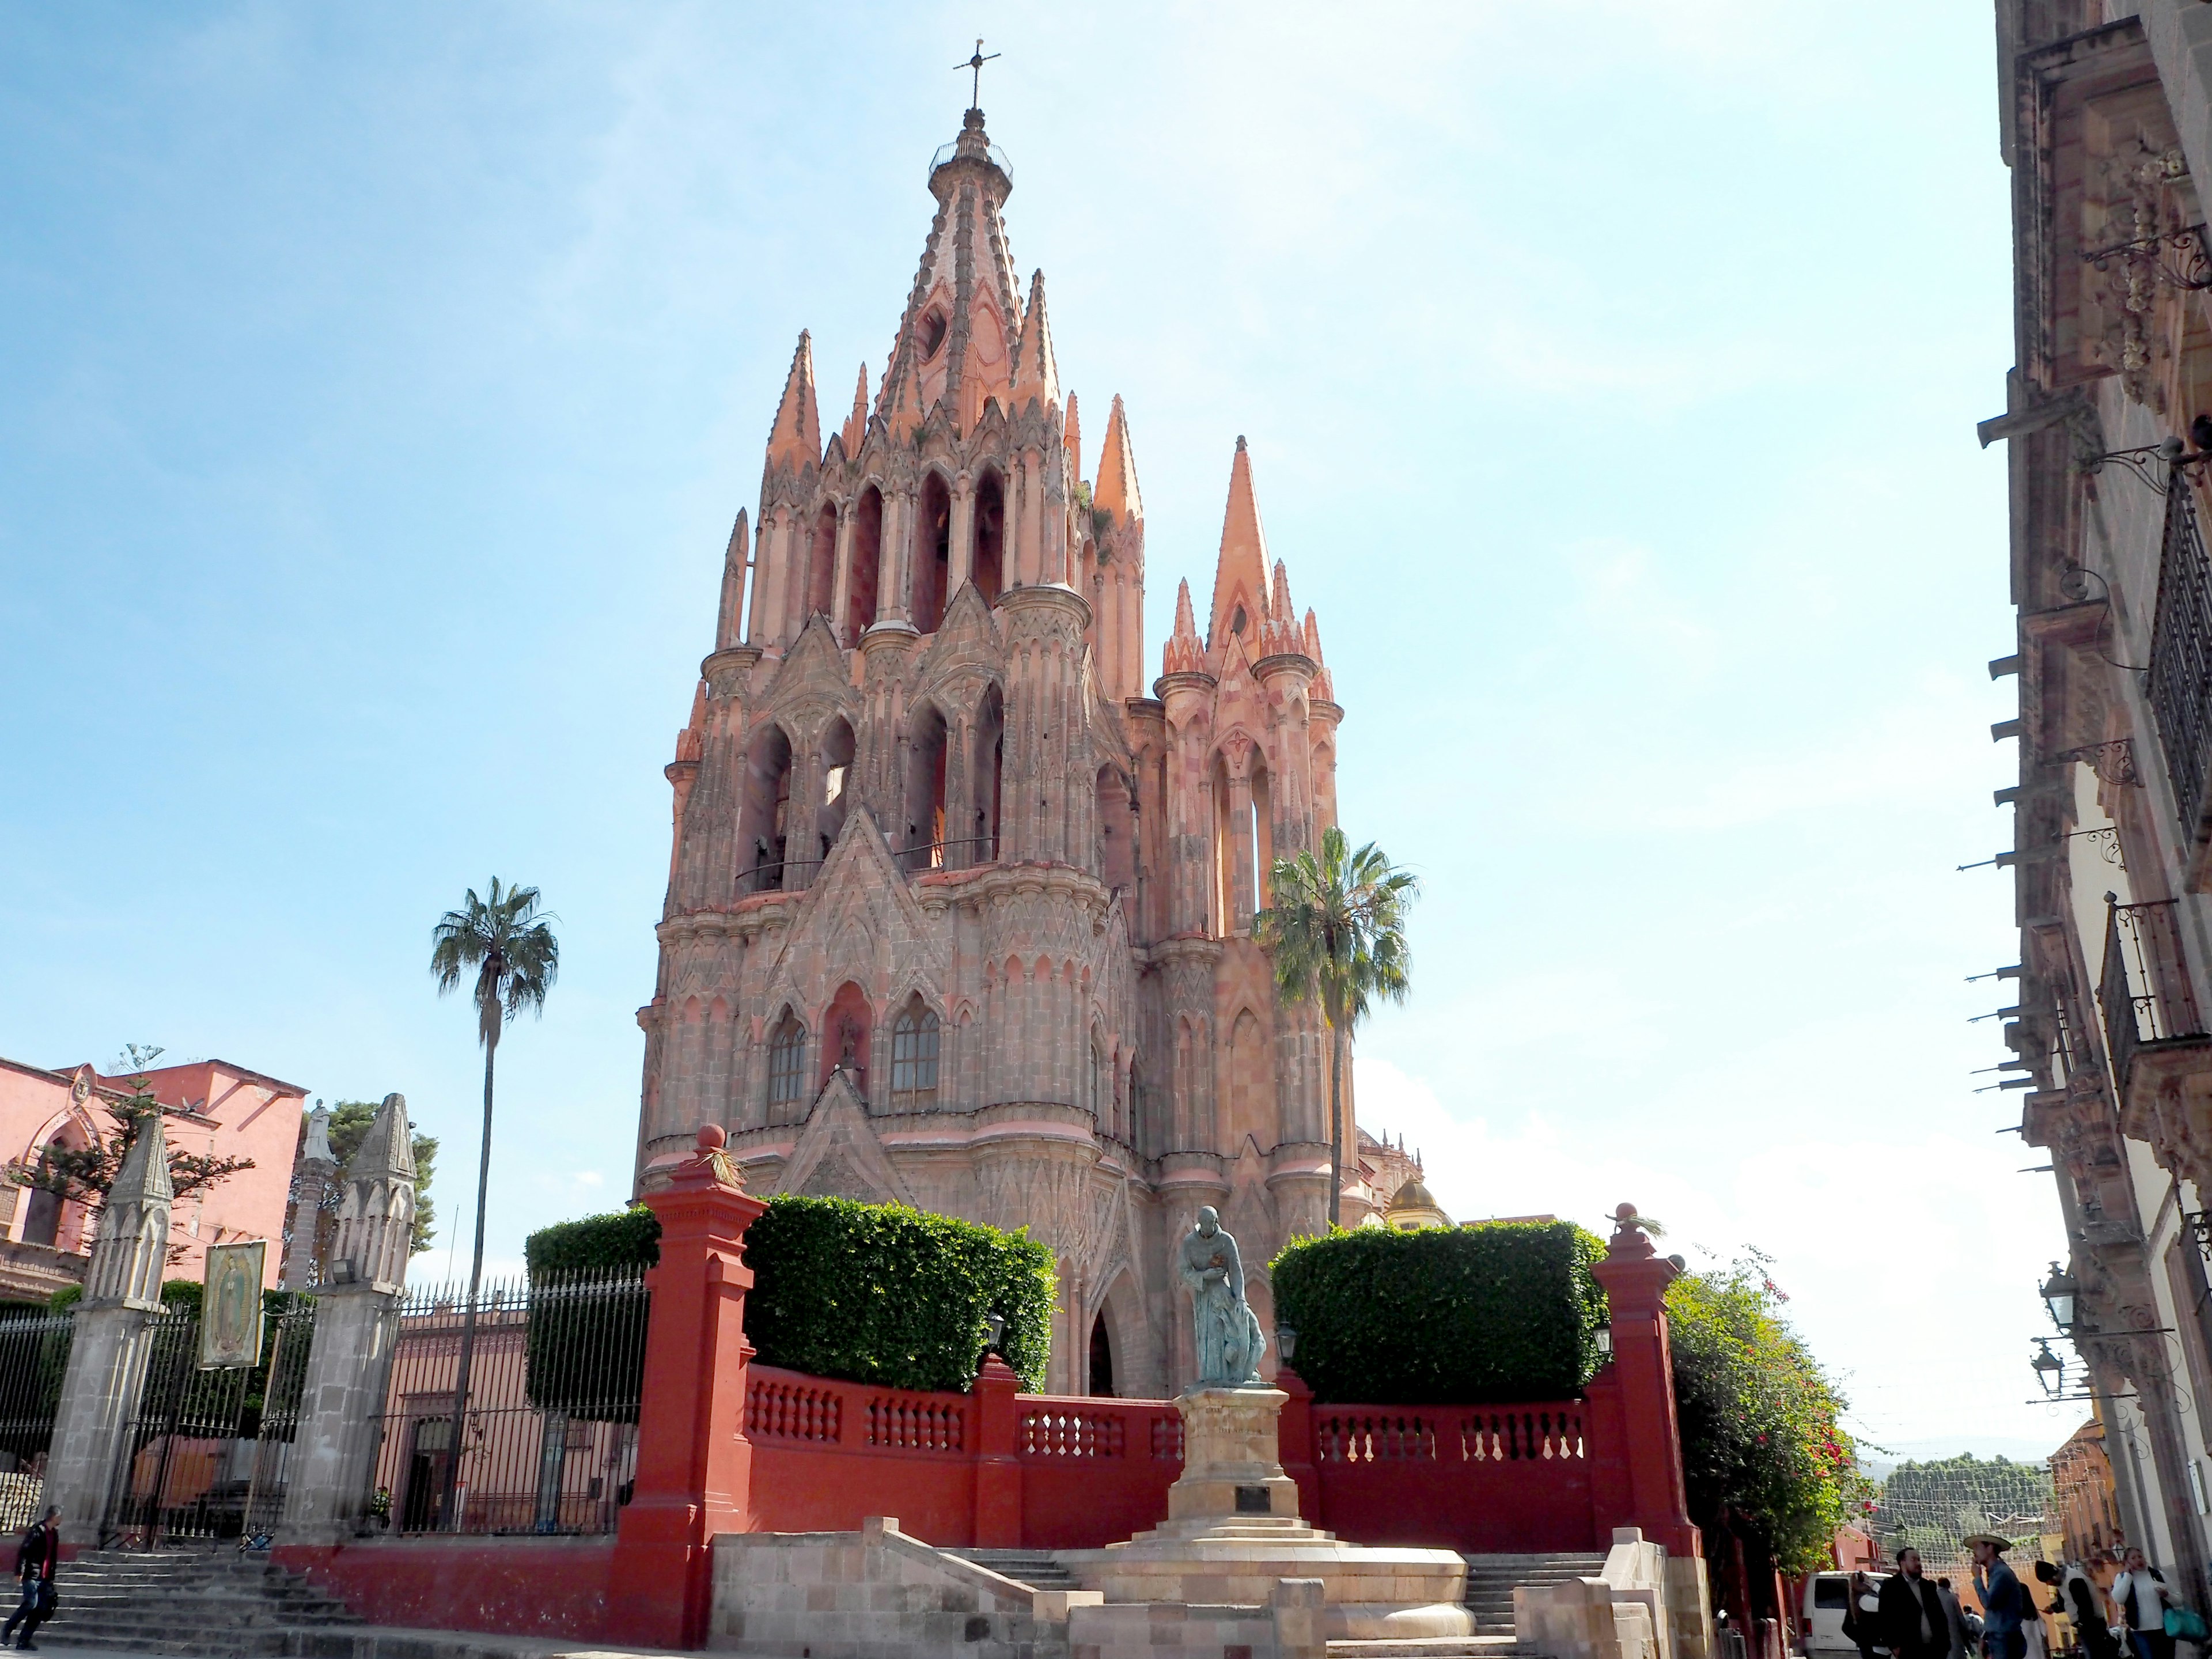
[1269,1222,1608,1403]
[1666,1254,1868,1577]
[745,1196,1055,1393]
[518,1194,1056,1402]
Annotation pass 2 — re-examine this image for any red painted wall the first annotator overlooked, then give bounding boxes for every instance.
[275,1537,618,1641]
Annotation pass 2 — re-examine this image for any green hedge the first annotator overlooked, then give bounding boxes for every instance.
[1270,1222,1608,1404]
[745,1196,1055,1392]
[522,1209,656,1425]
[521,1195,1056,1397]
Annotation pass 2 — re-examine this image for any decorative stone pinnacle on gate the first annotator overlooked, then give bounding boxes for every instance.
[330,1092,416,1294]
[84,1111,172,1309]
[1607,1200,1656,1260]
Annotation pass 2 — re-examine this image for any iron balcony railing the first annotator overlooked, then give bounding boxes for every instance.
[892,836,996,874]
[2099,896,2209,1088]
[2151,477,2212,837]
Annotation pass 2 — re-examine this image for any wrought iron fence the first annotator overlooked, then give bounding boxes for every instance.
[2099,896,2208,1088]
[738,858,825,895]
[372,1267,648,1536]
[0,1305,73,1531]
[2151,477,2212,836]
[103,1296,316,1548]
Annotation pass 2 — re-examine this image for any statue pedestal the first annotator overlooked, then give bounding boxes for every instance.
[1168,1387,1301,1521]
[1059,1385,1471,1640]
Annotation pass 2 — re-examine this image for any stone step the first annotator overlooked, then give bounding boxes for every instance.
[945,1547,1084,1589]
[1330,1640,1552,1659]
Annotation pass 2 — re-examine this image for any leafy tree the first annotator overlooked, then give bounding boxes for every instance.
[429,877,558,1529]
[1872,1454,2051,1563]
[1667,1252,1868,1577]
[1254,826,1418,1227]
[305,1100,440,1253]
[3,1084,255,1259]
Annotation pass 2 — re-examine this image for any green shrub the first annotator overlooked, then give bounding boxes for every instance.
[522,1207,656,1425]
[744,1196,1055,1392]
[1270,1222,1607,1403]
[520,1195,1056,1397]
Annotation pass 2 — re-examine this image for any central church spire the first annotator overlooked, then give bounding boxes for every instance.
[875,109,1024,439]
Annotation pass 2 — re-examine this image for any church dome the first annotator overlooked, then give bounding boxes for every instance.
[1387,1177,1436,1213]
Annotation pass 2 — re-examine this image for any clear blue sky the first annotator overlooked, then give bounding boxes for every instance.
[0,3,2050,1455]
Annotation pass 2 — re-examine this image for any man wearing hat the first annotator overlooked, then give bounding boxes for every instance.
[1969,1534,2029,1659]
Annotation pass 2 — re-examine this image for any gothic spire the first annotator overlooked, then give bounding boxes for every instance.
[1207,435,1270,651]
[1010,269,1060,411]
[112,1112,173,1207]
[1262,560,1302,657]
[1164,577,1204,675]
[346,1091,417,1184]
[1095,395,1143,528]
[764,331,821,470]
[840,363,869,456]
[716,509,749,651]
[1063,391,1081,485]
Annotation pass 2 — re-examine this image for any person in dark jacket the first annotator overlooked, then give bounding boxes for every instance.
[1848,1570,1890,1659]
[2,1508,58,1652]
[1883,1548,1954,1659]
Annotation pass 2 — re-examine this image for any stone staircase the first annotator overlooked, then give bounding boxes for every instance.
[944,1547,1085,1592]
[35,1547,363,1656]
[1460,1551,1607,1639]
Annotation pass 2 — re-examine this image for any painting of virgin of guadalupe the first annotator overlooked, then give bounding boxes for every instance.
[200,1240,266,1369]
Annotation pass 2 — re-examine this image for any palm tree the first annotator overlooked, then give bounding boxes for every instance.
[429,877,558,1529]
[1254,827,1417,1229]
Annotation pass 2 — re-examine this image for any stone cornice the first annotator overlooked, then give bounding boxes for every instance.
[1253,652,1317,684]
[1153,671,1216,701]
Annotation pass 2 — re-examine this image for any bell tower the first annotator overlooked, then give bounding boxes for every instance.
[634,101,1359,1395]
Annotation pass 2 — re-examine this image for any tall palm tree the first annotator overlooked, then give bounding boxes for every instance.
[1254,827,1417,1229]
[429,877,558,1529]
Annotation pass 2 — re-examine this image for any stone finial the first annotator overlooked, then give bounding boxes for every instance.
[1606,1201,1657,1260]
[716,509,750,652]
[84,1113,172,1309]
[330,1092,416,1294]
[1095,395,1144,528]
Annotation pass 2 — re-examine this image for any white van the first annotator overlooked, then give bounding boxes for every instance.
[1804,1572,1889,1656]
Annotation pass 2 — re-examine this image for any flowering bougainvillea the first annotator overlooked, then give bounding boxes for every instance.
[1667,1251,1871,1575]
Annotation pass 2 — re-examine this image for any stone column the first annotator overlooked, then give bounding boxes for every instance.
[1589,1203,1699,1559]
[282,1093,417,1540]
[281,1105,338,1292]
[948,475,975,596]
[41,1116,173,1533]
[828,502,855,645]
[971,1354,1021,1547]
[610,1124,768,1650]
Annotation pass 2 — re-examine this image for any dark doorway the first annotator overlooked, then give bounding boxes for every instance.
[401,1415,452,1532]
[1088,1313,1115,1397]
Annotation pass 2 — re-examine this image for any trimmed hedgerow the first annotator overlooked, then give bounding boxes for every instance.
[1270,1221,1608,1404]
[744,1196,1055,1393]
[519,1194,1056,1398]
[522,1207,657,1425]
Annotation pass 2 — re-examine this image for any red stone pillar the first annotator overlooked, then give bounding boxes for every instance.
[611,1125,769,1649]
[972,1354,1022,1547]
[1275,1365,1321,1524]
[1588,1202,1700,1558]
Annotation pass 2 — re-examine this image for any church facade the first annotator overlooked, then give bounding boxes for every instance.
[631,105,1364,1397]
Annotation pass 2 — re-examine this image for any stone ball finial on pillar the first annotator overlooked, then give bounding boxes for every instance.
[696,1122,726,1152]
[1607,1201,1658,1260]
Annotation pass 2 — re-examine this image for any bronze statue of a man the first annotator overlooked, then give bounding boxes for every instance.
[1177,1206,1266,1388]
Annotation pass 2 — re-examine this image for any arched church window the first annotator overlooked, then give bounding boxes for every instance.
[1230,604,1247,637]
[918,309,948,362]
[891,1001,940,1108]
[767,1014,808,1116]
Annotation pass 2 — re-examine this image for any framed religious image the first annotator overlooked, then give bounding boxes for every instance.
[200,1240,266,1369]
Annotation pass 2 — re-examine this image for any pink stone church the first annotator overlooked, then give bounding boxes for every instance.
[632,107,1381,1399]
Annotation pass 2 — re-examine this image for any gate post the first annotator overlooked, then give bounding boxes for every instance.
[1589,1202,1700,1559]
[283,1093,418,1539]
[41,1117,173,1533]
[610,1124,767,1650]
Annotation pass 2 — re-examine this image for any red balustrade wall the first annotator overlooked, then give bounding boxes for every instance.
[1015,1397,1183,1548]
[745,1364,981,1544]
[1309,1399,1599,1553]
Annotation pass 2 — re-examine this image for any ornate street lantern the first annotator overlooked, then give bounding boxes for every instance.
[2041,1262,2078,1334]
[2032,1337,2065,1398]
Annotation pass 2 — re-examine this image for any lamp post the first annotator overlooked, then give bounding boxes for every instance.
[1275,1326,1297,1365]
[2041,1262,2078,1335]
[2032,1338,2065,1399]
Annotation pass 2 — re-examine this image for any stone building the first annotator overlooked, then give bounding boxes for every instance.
[1988,0,2212,1605]
[630,104,1363,1396]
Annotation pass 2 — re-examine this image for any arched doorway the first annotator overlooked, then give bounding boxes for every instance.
[1089,1312,1115,1397]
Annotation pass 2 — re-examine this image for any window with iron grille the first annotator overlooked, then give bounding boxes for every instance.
[767,1016,806,1108]
[2150,478,2212,834]
[889,1004,938,1102]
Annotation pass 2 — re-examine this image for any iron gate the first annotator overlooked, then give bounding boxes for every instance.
[0,1305,75,1531]
[103,1297,317,1547]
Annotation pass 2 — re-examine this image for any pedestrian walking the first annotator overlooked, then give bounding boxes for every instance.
[1849,1570,1891,1659]
[2111,1548,2182,1659]
[1884,1548,1954,1659]
[1937,1579,1973,1659]
[1969,1534,2029,1659]
[1,1508,58,1653]
[2037,1559,2120,1659]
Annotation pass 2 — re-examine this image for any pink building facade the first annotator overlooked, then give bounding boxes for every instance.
[0,1056,307,1302]
[632,106,1365,1397]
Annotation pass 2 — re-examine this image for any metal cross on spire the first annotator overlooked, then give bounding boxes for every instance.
[958,38,999,110]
